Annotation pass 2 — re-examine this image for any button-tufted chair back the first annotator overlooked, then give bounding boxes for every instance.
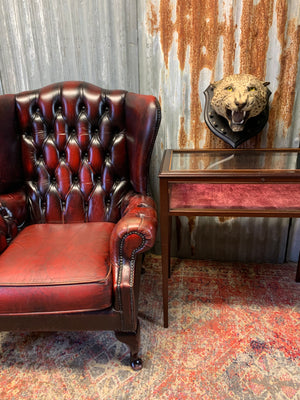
[14,81,159,224]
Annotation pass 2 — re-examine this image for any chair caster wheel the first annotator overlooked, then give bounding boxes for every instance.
[130,357,143,371]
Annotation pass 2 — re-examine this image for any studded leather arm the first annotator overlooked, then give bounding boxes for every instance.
[110,193,157,329]
[0,190,27,253]
[0,94,27,253]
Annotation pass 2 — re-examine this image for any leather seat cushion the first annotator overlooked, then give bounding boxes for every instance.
[0,222,115,314]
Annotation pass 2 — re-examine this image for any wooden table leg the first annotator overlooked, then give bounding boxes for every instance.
[160,178,170,328]
[296,251,300,282]
[168,216,172,278]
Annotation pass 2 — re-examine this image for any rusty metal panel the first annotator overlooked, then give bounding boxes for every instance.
[0,0,139,94]
[142,0,300,149]
[140,0,300,262]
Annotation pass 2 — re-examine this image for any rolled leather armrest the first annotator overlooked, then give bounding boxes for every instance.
[110,194,157,321]
[110,193,157,269]
[0,190,27,253]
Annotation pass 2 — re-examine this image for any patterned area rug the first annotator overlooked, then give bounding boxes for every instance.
[0,254,300,399]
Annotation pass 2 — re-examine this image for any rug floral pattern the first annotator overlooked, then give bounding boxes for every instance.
[0,254,299,399]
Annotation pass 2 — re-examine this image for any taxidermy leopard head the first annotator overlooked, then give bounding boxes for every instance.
[210,74,271,132]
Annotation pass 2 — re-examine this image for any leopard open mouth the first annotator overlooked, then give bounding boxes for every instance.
[226,109,250,132]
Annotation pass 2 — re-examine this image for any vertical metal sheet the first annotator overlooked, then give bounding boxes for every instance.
[139,0,300,262]
[0,0,139,93]
[0,0,299,262]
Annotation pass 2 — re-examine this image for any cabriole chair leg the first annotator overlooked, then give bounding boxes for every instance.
[115,320,142,371]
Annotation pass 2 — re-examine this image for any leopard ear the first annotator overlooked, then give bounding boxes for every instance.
[263,81,270,87]
[211,79,222,89]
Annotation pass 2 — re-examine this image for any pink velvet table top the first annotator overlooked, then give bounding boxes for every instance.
[169,183,300,210]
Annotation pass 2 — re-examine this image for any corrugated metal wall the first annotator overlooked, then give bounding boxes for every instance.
[0,0,299,262]
[139,0,300,262]
[0,0,139,93]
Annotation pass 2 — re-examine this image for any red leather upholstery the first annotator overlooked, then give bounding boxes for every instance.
[0,81,160,369]
[0,190,27,252]
[0,223,114,314]
[15,82,158,224]
[0,94,23,193]
[110,193,158,329]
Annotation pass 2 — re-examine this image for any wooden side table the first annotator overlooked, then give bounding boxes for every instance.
[159,149,300,328]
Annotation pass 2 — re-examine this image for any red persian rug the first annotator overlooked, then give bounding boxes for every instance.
[0,254,299,399]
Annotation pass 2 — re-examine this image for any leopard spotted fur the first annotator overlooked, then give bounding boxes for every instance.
[211,74,271,132]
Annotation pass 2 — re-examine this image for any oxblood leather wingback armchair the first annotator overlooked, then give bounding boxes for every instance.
[0,81,160,370]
